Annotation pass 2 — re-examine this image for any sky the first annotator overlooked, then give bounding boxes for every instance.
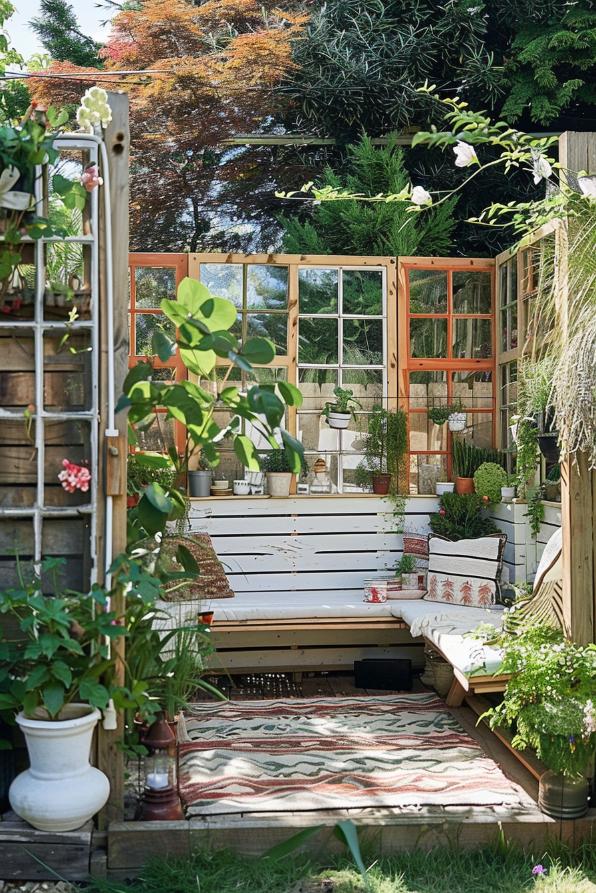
[7,0,113,62]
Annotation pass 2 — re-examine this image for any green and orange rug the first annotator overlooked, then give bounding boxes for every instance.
[179,693,531,816]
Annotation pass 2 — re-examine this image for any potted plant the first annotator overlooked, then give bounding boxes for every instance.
[395,553,417,589]
[448,406,467,433]
[261,449,295,497]
[429,492,498,541]
[359,406,407,495]
[452,438,477,494]
[322,386,361,429]
[482,624,596,819]
[501,474,517,502]
[520,357,559,462]
[473,461,508,504]
[0,559,131,831]
[428,401,465,432]
[127,452,177,507]
[188,454,212,498]
[436,481,455,496]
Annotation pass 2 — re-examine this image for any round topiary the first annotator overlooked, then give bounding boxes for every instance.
[473,462,507,504]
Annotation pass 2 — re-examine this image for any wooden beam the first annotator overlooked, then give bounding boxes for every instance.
[96,91,130,825]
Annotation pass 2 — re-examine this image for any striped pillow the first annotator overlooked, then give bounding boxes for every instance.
[424,534,506,608]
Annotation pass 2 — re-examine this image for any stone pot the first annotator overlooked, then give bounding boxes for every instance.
[9,704,109,831]
[267,472,292,497]
[538,770,589,820]
[455,476,475,494]
[372,473,392,495]
[436,481,455,496]
[188,470,211,497]
[325,411,351,430]
[448,412,467,432]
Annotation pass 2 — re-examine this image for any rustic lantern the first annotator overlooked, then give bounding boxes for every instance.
[138,713,183,820]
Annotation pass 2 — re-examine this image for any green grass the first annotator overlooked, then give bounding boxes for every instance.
[87,842,596,893]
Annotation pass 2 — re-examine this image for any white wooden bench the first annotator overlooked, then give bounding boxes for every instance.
[186,495,435,674]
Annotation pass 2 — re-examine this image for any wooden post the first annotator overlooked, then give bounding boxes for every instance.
[557,132,596,645]
[96,92,130,824]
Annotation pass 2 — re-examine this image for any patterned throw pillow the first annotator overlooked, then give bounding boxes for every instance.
[402,532,429,560]
[159,534,235,600]
[424,534,506,608]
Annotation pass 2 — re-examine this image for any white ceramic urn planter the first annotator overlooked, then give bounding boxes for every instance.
[448,412,467,432]
[9,704,109,832]
[326,411,351,430]
[436,481,455,496]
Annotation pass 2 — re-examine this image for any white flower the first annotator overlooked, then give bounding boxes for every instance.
[532,151,553,185]
[453,141,478,168]
[578,176,596,198]
[410,185,432,206]
[76,86,112,133]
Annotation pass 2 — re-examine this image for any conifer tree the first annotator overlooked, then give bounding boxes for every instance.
[30,0,102,68]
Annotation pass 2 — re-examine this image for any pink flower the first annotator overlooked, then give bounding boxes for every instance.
[439,507,446,516]
[81,164,103,192]
[58,459,91,493]
[532,865,546,876]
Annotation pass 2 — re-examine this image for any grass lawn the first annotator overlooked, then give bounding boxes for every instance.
[88,843,596,893]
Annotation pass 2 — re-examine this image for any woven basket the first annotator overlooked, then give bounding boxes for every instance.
[432,660,454,698]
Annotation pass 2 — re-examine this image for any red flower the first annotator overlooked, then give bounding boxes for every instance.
[439,507,446,516]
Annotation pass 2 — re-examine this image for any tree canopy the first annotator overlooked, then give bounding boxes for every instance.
[31,0,103,68]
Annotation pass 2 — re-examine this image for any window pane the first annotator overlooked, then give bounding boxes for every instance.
[253,366,287,384]
[304,453,339,491]
[452,371,493,409]
[409,269,447,313]
[135,267,176,309]
[452,318,492,359]
[410,318,447,358]
[299,317,338,364]
[409,371,447,409]
[467,412,493,448]
[409,413,448,452]
[44,420,91,507]
[298,412,339,452]
[199,263,243,308]
[299,268,338,314]
[410,454,447,495]
[342,368,383,412]
[343,270,382,315]
[135,314,176,357]
[246,314,287,354]
[247,265,288,310]
[343,319,383,365]
[452,271,491,314]
[136,414,177,452]
[298,369,339,411]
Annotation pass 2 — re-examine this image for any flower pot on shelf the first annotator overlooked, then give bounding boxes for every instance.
[372,472,392,495]
[538,770,589,820]
[326,411,351,430]
[537,433,560,462]
[188,470,212,497]
[9,704,109,832]
[436,481,454,496]
[266,471,293,497]
[501,485,516,501]
[448,412,467,432]
[454,476,475,494]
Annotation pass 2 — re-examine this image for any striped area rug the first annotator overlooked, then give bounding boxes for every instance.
[179,694,529,816]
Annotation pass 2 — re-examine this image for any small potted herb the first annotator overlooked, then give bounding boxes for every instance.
[322,386,361,429]
[501,473,516,502]
[395,553,418,589]
[261,449,295,497]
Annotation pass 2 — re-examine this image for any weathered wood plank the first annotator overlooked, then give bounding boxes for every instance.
[189,495,438,517]
[0,816,92,881]
[0,445,86,483]
[206,644,425,672]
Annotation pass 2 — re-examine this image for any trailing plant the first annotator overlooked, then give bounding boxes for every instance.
[481,623,596,777]
[473,462,508,504]
[526,485,546,538]
[322,386,361,418]
[395,554,416,577]
[429,493,498,541]
[357,407,408,532]
[513,416,539,497]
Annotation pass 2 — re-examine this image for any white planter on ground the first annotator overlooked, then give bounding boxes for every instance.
[436,481,455,496]
[501,486,516,501]
[325,411,351,430]
[9,704,109,832]
[448,412,467,432]
[266,472,292,497]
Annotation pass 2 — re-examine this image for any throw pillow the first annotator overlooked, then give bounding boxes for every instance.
[159,534,234,600]
[402,532,429,560]
[424,534,506,608]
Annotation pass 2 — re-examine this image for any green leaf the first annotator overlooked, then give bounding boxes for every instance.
[247,387,285,428]
[280,429,305,473]
[79,681,110,709]
[240,337,275,365]
[42,683,65,719]
[50,661,72,688]
[334,820,368,885]
[277,381,303,408]
[262,825,325,861]
[152,329,176,362]
[133,453,173,470]
[123,362,153,394]
[176,543,200,575]
[234,435,260,471]
[144,482,173,514]
[137,493,168,537]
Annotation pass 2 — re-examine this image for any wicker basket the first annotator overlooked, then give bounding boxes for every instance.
[432,660,454,698]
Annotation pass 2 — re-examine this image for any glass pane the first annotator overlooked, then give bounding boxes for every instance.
[247,265,288,310]
[199,263,243,308]
[408,269,447,313]
[298,369,339,411]
[253,366,287,384]
[0,519,35,589]
[343,319,383,365]
[409,371,447,410]
[134,267,176,309]
[410,454,447,495]
[135,314,176,357]
[452,318,492,359]
[299,317,338,364]
[452,271,491,314]
[298,412,339,452]
[42,517,91,591]
[49,148,88,235]
[499,263,508,308]
[342,368,383,412]
[44,333,92,411]
[246,314,287,354]
[44,242,90,321]
[410,318,447,358]
[45,420,91,507]
[409,413,448,452]
[304,452,339,492]
[298,268,338,314]
[452,371,493,409]
[467,412,493,449]
[136,414,177,453]
[343,270,382,315]
[500,308,508,353]
[510,301,518,350]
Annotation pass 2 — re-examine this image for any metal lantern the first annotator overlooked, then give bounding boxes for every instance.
[138,713,183,821]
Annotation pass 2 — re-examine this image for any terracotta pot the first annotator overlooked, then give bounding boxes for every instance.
[455,476,475,494]
[372,473,392,495]
[127,494,139,508]
[199,610,214,626]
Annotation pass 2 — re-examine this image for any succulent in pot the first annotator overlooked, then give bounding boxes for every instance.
[322,386,361,429]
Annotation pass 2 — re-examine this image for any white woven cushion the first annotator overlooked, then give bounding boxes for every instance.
[424,534,506,608]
